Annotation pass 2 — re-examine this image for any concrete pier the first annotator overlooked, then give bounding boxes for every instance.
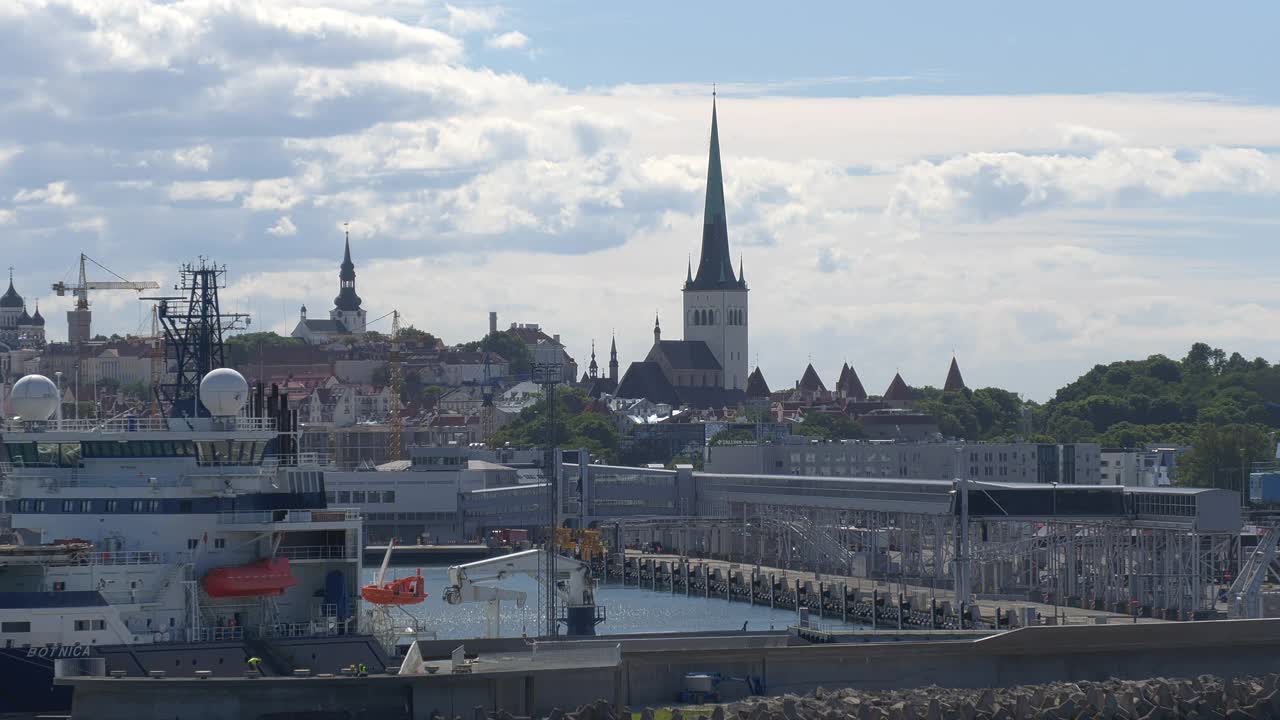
[613,552,1167,627]
[63,619,1280,719]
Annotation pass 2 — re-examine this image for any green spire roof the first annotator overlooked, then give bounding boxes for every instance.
[686,96,744,291]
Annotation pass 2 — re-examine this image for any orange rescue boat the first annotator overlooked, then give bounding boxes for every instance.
[202,558,298,598]
[361,540,427,606]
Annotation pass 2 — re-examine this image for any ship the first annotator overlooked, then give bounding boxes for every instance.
[0,261,392,713]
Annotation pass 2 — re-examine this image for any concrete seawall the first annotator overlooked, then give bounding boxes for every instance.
[63,619,1280,719]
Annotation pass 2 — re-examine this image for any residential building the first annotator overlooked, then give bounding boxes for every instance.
[1101,446,1187,487]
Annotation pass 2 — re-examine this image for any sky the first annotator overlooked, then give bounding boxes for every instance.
[2,1,1280,401]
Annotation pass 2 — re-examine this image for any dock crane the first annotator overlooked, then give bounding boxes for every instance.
[387,310,404,461]
[443,549,605,638]
[52,253,159,345]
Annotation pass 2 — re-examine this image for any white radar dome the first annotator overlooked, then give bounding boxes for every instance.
[10,374,59,421]
[199,368,249,417]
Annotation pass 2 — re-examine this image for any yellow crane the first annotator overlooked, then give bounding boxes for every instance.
[52,253,159,345]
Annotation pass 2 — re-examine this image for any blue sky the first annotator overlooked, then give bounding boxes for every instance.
[2,1,1280,400]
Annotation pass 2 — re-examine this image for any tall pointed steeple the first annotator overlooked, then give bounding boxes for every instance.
[686,95,740,290]
[588,340,599,379]
[944,355,967,392]
[334,228,362,312]
[609,334,619,382]
[653,313,661,344]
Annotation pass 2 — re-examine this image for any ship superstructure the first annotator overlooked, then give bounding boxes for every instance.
[0,260,380,713]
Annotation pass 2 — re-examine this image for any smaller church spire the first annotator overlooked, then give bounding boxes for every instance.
[609,332,619,383]
[588,340,598,379]
[653,312,661,344]
[739,254,746,288]
[686,256,693,286]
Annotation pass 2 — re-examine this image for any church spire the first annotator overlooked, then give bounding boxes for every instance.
[686,95,739,291]
[333,226,362,312]
[588,340,599,379]
[609,333,619,383]
[653,312,661,344]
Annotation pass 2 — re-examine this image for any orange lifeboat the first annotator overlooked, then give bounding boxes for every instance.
[361,570,427,606]
[202,558,298,598]
[361,540,427,606]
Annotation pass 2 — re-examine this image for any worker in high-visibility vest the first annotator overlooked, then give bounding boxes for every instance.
[247,657,263,673]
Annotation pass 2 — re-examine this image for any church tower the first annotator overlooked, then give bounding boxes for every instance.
[682,96,748,390]
[330,231,367,335]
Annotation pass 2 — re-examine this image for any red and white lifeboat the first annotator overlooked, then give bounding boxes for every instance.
[202,558,298,598]
[360,540,427,606]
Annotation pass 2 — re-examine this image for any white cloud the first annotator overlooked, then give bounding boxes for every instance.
[267,216,298,236]
[173,145,212,171]
[243,178,305,211]
[442,4,501,34]
[486,31,529,50]
[69,216,107,235]
[887,145,1280,229]
[13,181,77,206]
[168,180,249,202]
[7,1,1280,399]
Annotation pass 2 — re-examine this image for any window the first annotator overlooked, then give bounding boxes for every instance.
[351,491,366,504]
[105,500,118,513]
[131,500,145,513]
[214,538,226,549]
[80,500,92,513]
[1,622,30,633]
[187,539,199,550]
[148,500,161,513]
[53,581,66,591]
[326,491,336,504]
[337,491,351,504]
[383,491,396,504]
[62,500,75,513]
[74,619,104,631]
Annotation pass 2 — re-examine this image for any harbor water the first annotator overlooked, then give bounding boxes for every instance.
[362,566,860,640]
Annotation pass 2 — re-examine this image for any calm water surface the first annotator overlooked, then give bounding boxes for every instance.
[362,566,861,640]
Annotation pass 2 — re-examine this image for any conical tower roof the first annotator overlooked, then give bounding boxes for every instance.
[31,302,44,326]
[798,363,827,393]
[883,372,912,402]
[839,363,868,401]
[746,367,771,398]
[333,233,363,311]
[686,96,742,291]
[17,305,30,325]
[0,276,23,308]
[944,356,966,392]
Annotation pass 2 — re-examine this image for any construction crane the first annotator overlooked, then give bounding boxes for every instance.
[481,350,496,444]
[52,253,159,345]
[387,310,404,462]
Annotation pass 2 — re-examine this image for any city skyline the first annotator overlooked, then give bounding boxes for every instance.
[4,2,1280,401]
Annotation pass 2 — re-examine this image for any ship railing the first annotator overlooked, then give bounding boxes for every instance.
[1,416,277,434]
[216,508,362,525]
[277,545,350,561]
[12,474,189,489]
[256,619,354,639]
[79,550,193,566]
[193,626,246,642]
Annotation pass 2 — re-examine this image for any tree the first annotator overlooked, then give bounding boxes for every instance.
[490,386,620,463]
[1176,423,1273,490]
[794,412,863,441]
[225,332,305,367]
[460,331,534,376]
[397,325,439,348]
[710,428,756,445]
